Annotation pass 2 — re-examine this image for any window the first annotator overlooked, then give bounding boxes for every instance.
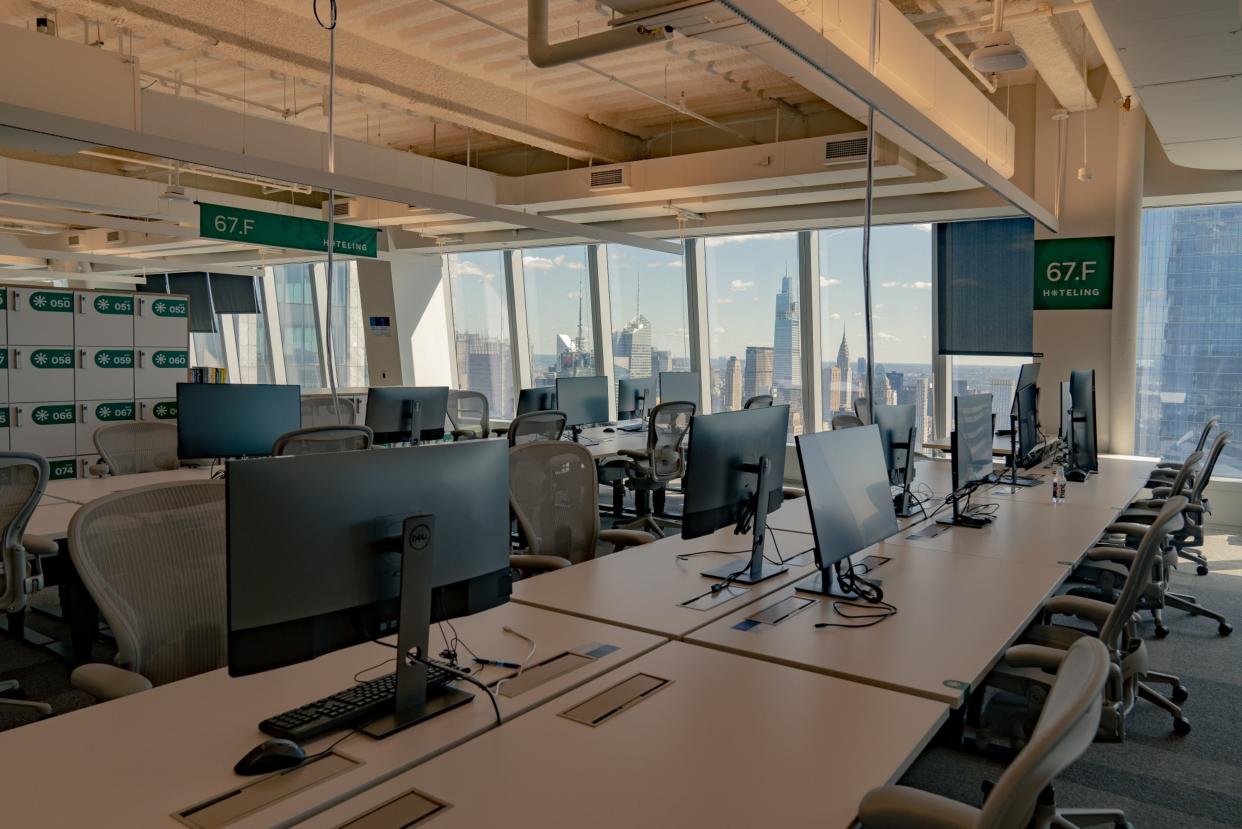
[270,263,324,389]
[608,246,689,384]
[948,356,1030,430]
[522,246,596,385]
[325,261,369,389]
[231,293,275,385]
[190,328,226,371]
[703,232,801,437]
[448,251,515,419]
[1136,203,1242,476]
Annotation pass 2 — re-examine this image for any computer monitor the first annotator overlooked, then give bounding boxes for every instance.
[939,393,995,528]
[682,405,789,585]
[365,386,449,443]
[176,383,301,460]
[1068,369,1099,477]
[1060,381,1073,452]
[873,403,917,517]
[227,440,511,735]
[516,387,557,415]
[617,377,657,420]
[794,425,898,598]
[659,371,701,410]
[556,375,609,440]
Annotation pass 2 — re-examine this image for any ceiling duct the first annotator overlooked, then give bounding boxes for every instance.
[528,0,671,68]
[588,166,632,191]
[824,136,869,166]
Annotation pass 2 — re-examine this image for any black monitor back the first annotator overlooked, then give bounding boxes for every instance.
[1069,369,1099,472]
[682,405,788,539]
[556,376,609,427]
[365,386,449,442]
[659,371,701,410]
[226,440,510,676]
[176,383,301,459]
[617,377,656,418]
[953,393,995,490]
[873,403,916,483]
[516,387,557,415]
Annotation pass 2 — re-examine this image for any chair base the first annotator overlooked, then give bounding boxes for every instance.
[619,514,681,538]
[1166,592,1233,635]
[0,679,52,716]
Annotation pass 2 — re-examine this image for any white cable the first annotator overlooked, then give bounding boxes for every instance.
[493,625,537,698]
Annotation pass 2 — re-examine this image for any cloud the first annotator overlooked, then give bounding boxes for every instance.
[451,259,494,280]
[880,281,899,288]
[523,255,556,271]
[566,291,582,300]
[729,279,754,292]
[879,280,932,290]
[914,224,932,232]
[567,261,585,271]
[820,276,842,287]
[713,297,734,305]
[877,331,901,342]
[712,326,726,335]
[704,232,796,247]
[830,312,841,320]
[667,260,683,268]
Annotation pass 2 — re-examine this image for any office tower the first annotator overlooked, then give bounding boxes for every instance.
[835,332,850,373]
[887,371,904,397]
[991,378,1016,423]
[953,378,968,398]
[772,275,801,392]
[827,365,853,415]
[456,333,513,416]
[856,356,867,382]
[651,349,671,376]
[911,375,929,449]
[723,355,744,410]
[743,346,774,401]
[614,314,652,378]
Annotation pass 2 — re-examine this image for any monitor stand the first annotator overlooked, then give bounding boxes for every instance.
[361,515,473,739]
[994,415,1041,489]
[936,489,992,529]
[701,456,788,585]
[570,425,598,446]
[795,559,885,599]
[891,427,917,518]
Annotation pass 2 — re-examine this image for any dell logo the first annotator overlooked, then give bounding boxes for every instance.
[407,524,432,551]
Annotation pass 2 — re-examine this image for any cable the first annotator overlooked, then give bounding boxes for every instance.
[493,626,536,699]
[408,650,501,726]
[313,0,343,424]
[815,598,898,630]
[768,528,813,565]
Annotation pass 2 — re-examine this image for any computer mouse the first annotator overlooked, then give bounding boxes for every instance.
[234,738,307,776]
[603,427,616,433]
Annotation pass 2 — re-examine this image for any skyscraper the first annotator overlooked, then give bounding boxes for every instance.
[743,346,774,401]
[723,356,744,410]
[613,314,652,378]
[772,275,801,392]
[991,378,1016,424]
[836,333,850,373]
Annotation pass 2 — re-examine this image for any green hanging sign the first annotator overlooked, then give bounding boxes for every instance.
[199,202,378,258]
[1034,236,1114,310]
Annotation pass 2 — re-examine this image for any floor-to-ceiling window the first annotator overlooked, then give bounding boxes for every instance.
[522,246,596,385]
[608,246,690,389]
[325,261,368,389]
[448,251,515,418]
[271,263,324,389]
[1136,203,1242,476]
[231,292,275,384]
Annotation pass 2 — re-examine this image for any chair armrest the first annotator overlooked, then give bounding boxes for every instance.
[449,429,473,441]
[87,463,110,478]
[1004,644,1067,672]
[1044,595,1114,627]
[1085,546,1138,567]
[509,554,572,573]
[21,535,58,557]
[491,426,509,436]
[599,529,655,550]
[858,785,977,829]
[1155,460,1181,470]
[617,449,648,460]
[1103,522,1153,540]
[781,486,805,500]
[70,663,153,701]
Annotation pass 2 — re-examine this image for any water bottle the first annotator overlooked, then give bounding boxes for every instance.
[1052,467,1067,503]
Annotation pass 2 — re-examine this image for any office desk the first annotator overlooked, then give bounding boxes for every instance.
[573,426,648,459]
[990,456,1153,510]
[44,466,214,504]
[26,501,82,540]
[1,603,664,829]
[924,433,1023,457]
[295,642,949,829]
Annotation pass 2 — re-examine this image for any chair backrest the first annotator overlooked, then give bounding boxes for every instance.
[508,411,567,447]
[1194,416,1221,453]
[301,395,358,426]
[447,390,490,438]
[977,637,1111,829]
[1189,431,1230,505]
[853,397,871,424]
[273,425,374,456]
[93,421,179,475]
[0,453,49,612]
[832,413,865,430]
[1100,495,1189,646]
[642,401,695,480]
[744,394,773,409]
[1165,449,1204,498]
[509,441,600,565]
[68,481,227,687]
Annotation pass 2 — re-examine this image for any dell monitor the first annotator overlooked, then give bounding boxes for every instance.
[365,386,449,443]
[516,387,557,415]
[176,383,301,460]
[1068,369,1099,479]
[227,439,511,736]
[617,377,657,420]
[939,393,995,528]
[873,403,917,517]
[996,363,1043,489]
[556,375,609,442]
[682,405,789,585]
[794,425,899,598]
[659,371,701,410]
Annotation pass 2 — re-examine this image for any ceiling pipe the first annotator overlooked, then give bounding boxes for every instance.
[528,0,670,69]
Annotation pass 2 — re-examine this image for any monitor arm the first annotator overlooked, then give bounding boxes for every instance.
[701,456,787,585]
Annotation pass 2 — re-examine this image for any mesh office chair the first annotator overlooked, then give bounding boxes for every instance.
[91,421,179,476]
[853,397,872,424]
[508,442,652,578]
[507,411,567,447]
[447,390,489,440]
[0,453,55,717]
[301,394,359,427]
[67,481,227,701]
[743,394,773,409]
[617,402,695,537]
[832,413,865,430]
[273,425,374,456]
[861,638,1125,829]
[982,497,1190,743]
[1146,416,1218,487]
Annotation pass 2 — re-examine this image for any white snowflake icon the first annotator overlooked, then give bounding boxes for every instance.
[98,353,111,365]
[153,353,167,366]
[33,409,49,423]
[153,301,166,314]
[32,352,48,366]
[97,298,110,310]
[98,406,112,418]
[31,294,47,309]
[154,404,168,417]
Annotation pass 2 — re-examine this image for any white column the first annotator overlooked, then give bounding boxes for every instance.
[798,231,823,432]
[1108,101,1146,454]
[588,244,617,421]
[505,250,533,390]
[684,238,712,412]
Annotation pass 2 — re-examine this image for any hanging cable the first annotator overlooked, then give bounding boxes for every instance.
[314,0,343,424]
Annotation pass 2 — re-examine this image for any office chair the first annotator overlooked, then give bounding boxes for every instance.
[273,424,374,456]
[0,453,55,718]
[616,401,695,537]
[743,394,773,409]
[90,421,179,476]
[67,481,227,701]
[447,389,489,440]
[981,497,1190,743]
[832,413,865,430]
[853,397,871,424]
[861,638,1127,829]
[1146,416,1218,487]
[300,394,359,427]
[508,442,652,578]
[507,410,567,447]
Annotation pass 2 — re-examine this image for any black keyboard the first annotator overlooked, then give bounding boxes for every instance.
[619,423,646,432]
[259,663,454,742]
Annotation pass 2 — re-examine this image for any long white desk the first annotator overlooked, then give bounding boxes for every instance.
[295,642,950,829]
[2,603,665,829]
[44,466,214,505]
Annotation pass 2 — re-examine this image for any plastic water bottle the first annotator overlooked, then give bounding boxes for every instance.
[1052,467,1067,503]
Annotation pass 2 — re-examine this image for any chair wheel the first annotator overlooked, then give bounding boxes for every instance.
[1172,685,1189,703]
[1155,624,1170,639]
[1196,564,1209,576]
[1219,623,1233,637]
[1173,717,1191,736]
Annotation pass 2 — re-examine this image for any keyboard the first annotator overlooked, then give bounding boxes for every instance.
[259,662,454,742]
[619,423,646,432]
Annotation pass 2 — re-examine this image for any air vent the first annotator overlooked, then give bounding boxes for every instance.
[588,165,631,191]
[824,137,869,165]
[66,234,81,247]
[332,199,353,217]
[106,230,121,243]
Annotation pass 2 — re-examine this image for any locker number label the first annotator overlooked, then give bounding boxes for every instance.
[95,295,134,315]
[28,291,73,313]
[0,408,8,428]
[48,459,76,480]
[32,405,75,425]
[152,402,178,420]
[0,349,7,369]
[95,350,135,368]
[152,350,189,369]
[31,349,74,369]
[151,299,188,318]
[96,402,136,422]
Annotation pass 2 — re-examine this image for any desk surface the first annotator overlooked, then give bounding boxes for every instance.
[0,603,664,829]
[296,642,949,829]
[924,433,1022,456]
[575,426,649,459]
[45,467,214,504]
[26,501,82,540]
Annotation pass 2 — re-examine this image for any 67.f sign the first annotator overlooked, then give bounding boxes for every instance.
[1034,236,1114,311]
[212,213,256,237]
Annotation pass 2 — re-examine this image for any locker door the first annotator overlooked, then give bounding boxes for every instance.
[9,347,76,402]
[134,295,190,347]
[0,406,10,451]
[10,402,78,458]
[75,347,136,401]
[135,348,188,398]
[0,348,8,403]
[77,399,136,454]
[137,398,178,424]
[75,291,136,346]
[7,288,75,344]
